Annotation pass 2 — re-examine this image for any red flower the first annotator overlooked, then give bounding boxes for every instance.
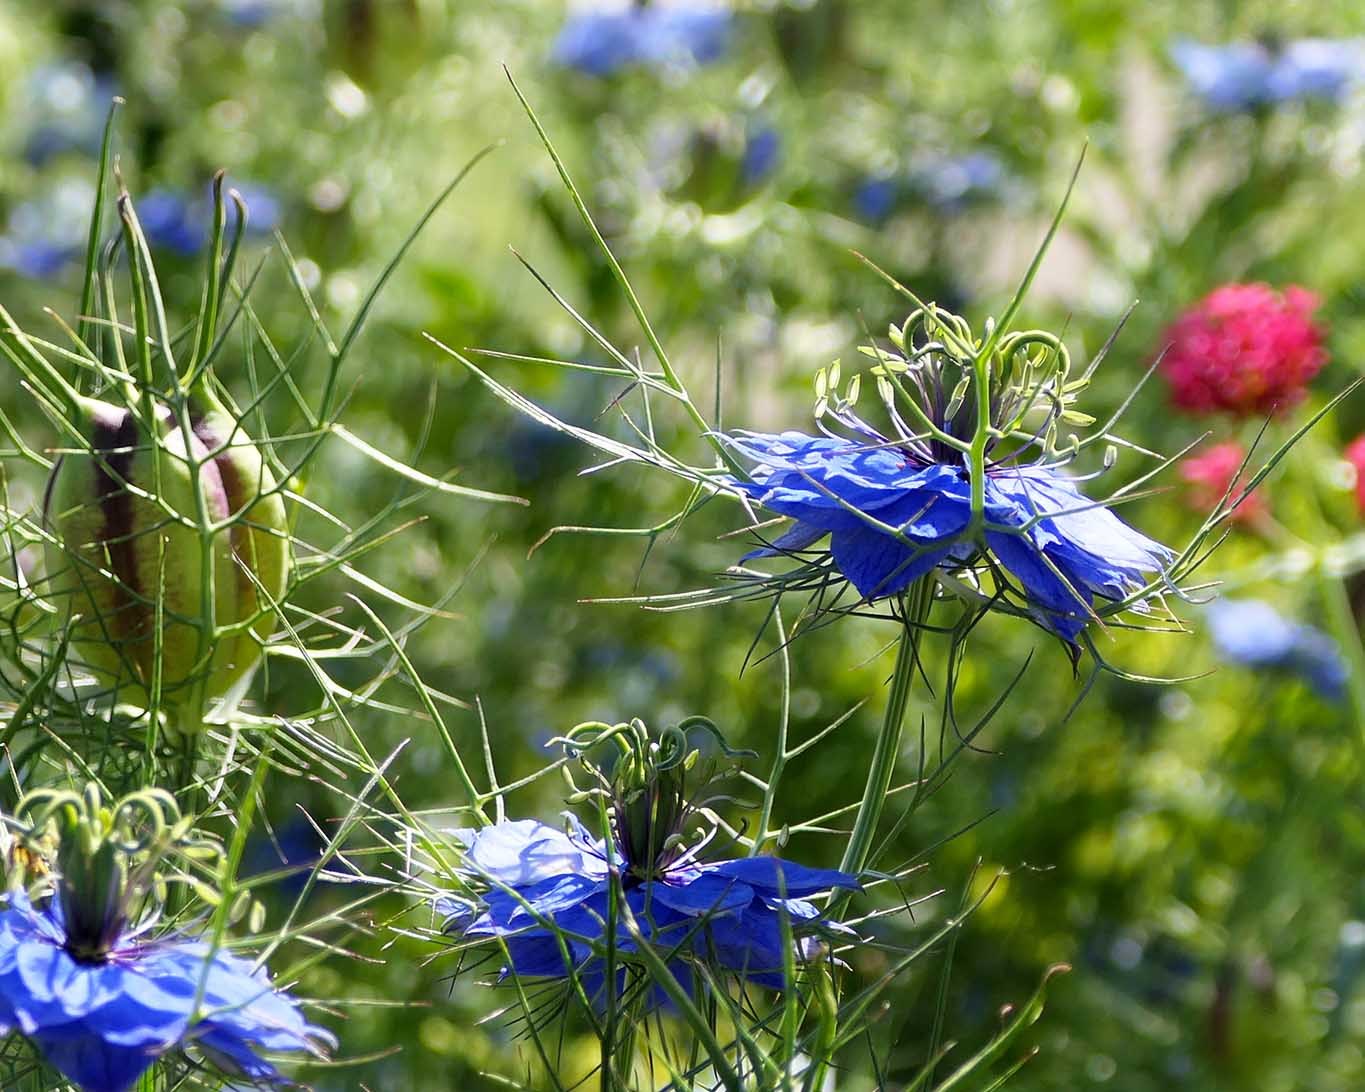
[1180,442,1267,524]
[1346,435,1365,514]
[1159,283,1327,416]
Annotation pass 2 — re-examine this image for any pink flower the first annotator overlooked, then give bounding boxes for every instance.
[1180,442,1267,524]
[1346,435,1365,514]
[1159,283,1327,416]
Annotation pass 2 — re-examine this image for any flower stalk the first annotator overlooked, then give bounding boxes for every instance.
[838,578,934,878]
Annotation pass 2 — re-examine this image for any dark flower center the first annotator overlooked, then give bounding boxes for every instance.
[56,830,131,965]
[614,762,689,882]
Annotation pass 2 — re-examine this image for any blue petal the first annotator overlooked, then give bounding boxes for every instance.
[1207,598,1349,701]
[881,482,973,539]
[1269,39,1361,101]
[502,933,585,977]
[1292,627,1349,700]
[1206,599,1300,666]
[77,970,191,1046]
[741,520,827,561]
[551,8,729,76]
[700,907,789,985]
[574,958,694,1013]
[467,874,605,936]
[11,938,109,1027]
[830,527,950,600]
[1170,38,1275,110]
[644,872,754,919]
[140,942,331,1060]
[193,1025,286,1084]
[703,857,860,897]
[30,1024,159,1092]
[988,469,1170,604]
[725,431,947,514]
[985,530,1088,640]
[450,818,608,887]
[503,874,606,928]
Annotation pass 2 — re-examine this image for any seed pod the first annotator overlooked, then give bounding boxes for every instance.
[41,391,289,731]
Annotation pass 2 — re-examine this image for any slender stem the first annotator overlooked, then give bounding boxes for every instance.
[752,605,790,855]
[78,97,121,351]
[966,350,991,534]
[838,580,933,877]
[177,731,199,801]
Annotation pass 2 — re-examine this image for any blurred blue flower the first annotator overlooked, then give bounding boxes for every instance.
[217,0,306,26]
[3,240,76,279]
[136,182,282,256]
[1206,598,1347,699]
[138,190,205,256]
[22,63,118,167]
[441,817,857,998]
[242,818,323,898]
[912,152,1006,210]
[0,889,331,1092]
[853,154,1006,221]
[0,178,96,279]
[741,126,781,185]
[1170,37,1365,111]
[853,176,899,222]
[552,6,731,77]
[225,182,283,235]
[724,431,1172,642]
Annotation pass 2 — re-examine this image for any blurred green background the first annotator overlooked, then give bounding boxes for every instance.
[5,0,1365,1088]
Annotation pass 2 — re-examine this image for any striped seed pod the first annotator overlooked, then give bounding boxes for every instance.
[40,387,289,732]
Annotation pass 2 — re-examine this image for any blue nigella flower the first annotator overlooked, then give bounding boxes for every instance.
[716,309,1174,647]
[138,190,205,256]
[724,431,1172,644]
[1170,37,1365,111]
[241,818,323,899]
[853,154,1006,222]
[552,6,731,77]
[1206,598,1347,699]
[224,182,283,235]
[0,178,97,279]
[741,126,781,186]
[853,176,899,222]
[22,63,118,167]
[217,0,306,26]
[0,889,332,1092]
[441,816,857,999]
[1,239,76,279]
[136,183,282,256]
[911,152,1007,210]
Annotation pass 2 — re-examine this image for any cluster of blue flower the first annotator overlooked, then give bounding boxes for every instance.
[426,125,1208,1058]
[552,5,731,78]
[854,152,1009,221]
[8,11,1353,1085]
[1,63,281,280]
[1171,36,1365,111]
[1206,598,1348,699]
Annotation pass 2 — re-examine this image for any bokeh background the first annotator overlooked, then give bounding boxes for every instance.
[5,1,1365,1089]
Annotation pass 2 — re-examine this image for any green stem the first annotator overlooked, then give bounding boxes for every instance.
[752,606,790,855]
[966,350,991,534]
[838,580,933,877]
